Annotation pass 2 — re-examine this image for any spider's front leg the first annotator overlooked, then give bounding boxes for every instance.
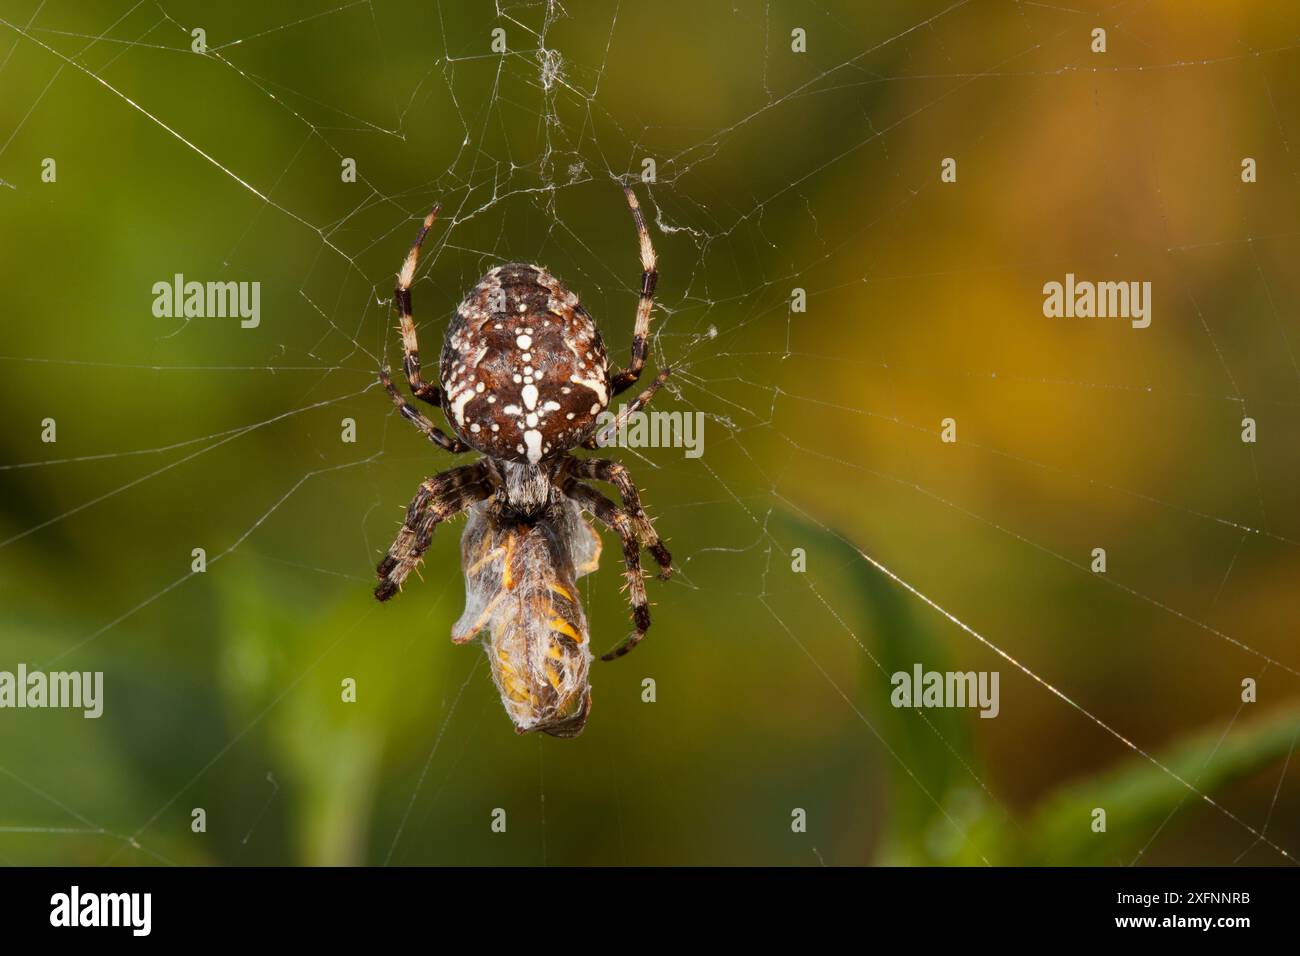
[562,478,653,660]
[570,457,671,579]
[375,462,492,601]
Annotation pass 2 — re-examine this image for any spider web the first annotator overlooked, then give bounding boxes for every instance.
[1,0,1299,867]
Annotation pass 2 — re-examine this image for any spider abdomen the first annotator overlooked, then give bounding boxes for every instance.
[440,263,610,464]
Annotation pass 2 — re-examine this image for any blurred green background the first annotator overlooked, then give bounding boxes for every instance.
[1,0,1299,865]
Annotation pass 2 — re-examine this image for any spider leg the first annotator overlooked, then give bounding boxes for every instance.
[375,462,491,601]
[584,365,671,450]
[610,185,658,398]
[562,478,652,660]
[379,367,470,454]
[570,457,671,579]
[395,204,445,407]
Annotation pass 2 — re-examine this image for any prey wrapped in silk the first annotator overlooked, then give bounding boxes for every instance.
[452,496,603,736]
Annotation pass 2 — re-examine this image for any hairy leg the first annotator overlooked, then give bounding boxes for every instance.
[585,365,671,450]
[570,457,671,578]
[394,205,444,406]
[562,478,652,660]
[375,462,491,600]
[610,185,659,397]
[379,367,469,453]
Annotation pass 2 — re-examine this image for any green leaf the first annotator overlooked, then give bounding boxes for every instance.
[1022,704,1300,865]
[774,511,1005,864]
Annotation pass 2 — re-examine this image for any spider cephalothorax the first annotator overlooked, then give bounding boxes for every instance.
[374,186,671,737]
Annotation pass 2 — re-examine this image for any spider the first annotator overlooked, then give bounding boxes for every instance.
[373,185,672,737]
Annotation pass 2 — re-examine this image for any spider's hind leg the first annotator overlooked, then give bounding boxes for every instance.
[379,367,469,454]
[610,185,659,397]
[583,366,671,452]
[394,205,444,407]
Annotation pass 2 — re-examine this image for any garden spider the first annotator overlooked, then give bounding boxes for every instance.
[373,185,672,736]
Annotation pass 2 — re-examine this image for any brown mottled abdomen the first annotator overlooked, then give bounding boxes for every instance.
[439,263,610,464]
